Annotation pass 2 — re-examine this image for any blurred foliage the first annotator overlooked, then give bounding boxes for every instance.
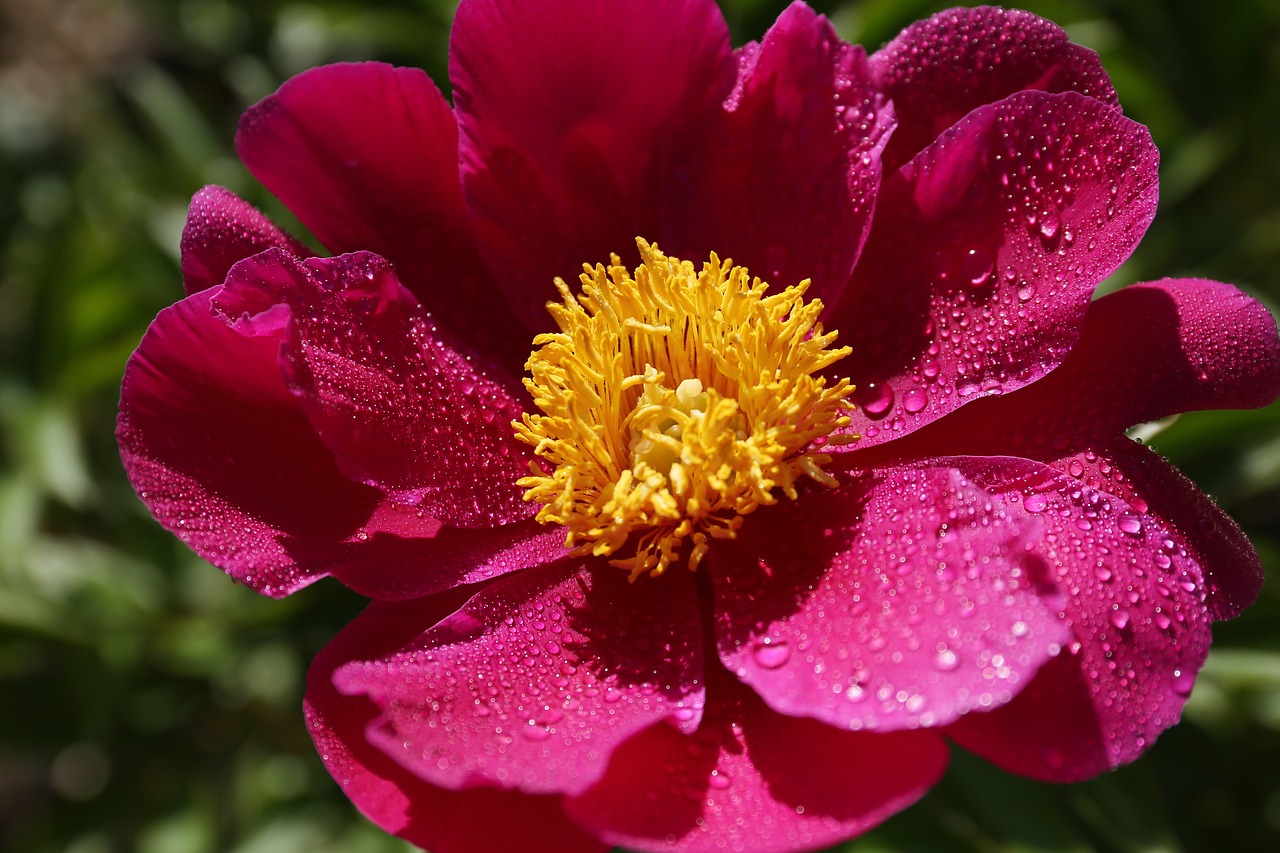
[1,0,1278,851]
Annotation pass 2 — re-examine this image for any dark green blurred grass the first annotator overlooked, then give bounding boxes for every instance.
[1,1,1278,851]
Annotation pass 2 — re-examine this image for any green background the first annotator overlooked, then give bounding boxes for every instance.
[2,0,1278,850]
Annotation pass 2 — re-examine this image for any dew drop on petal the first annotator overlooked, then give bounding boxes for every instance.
[934,649,959,671]
[751,639,792,669]
[1118,511,1143,536]
[902,388,928,414]
[854,382,894,419]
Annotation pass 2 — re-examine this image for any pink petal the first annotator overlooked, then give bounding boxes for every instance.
[870,278,1280,618]
[180,185,311,295]
[118,288,381,597]
[945,456,1213,781]
[306,593,608,853]
[668,2,893,304]
[872,6,1118,172]
[565,669,947,853]
[713,462,1068,732]
[315,512,571,602]
[451,0,735,327]
[213,249,533,528]
[830,91,1158,447]
[333,560,706,796]
[236,62,530,368]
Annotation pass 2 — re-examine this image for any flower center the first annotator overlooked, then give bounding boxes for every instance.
[513,240,855,579]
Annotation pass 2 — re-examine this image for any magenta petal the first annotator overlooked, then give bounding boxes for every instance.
[566,671,947,853]
[180,185,311,295]
[875,278,1280,618]
[118,289,380,596]
[317,514,570,602]
[670,2,893,304]
[872,6,1118,172]
[452,0,735,326]
[946,457,1213,781]
[831,91,1158,447]
[213,249,533,528]
[306,593,608,853]
[714,462,1068,732]
[333,560,706,795]
[236,62,530,367]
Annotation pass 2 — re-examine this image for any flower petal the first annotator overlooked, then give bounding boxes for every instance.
[315,513,570,602]
[566,669,947,853]
[945,456,1213,781]
[713,463,1069,732]
[213,249,534,528]
[306,592,608,853]
[451,0,735,327]
[334,560,706,796]
[118,288,379,596]
[872,6,1118,172]
[831,91,1158,447]
[869,278,1280,618]
[180,185,311,295]
[669,2,893,304]
[236,62,530,367]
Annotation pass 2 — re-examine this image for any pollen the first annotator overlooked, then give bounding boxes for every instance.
[513,240,856,580]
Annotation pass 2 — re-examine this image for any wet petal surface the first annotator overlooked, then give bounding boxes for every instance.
[306,591,608,853]
[334,560,705,795]
[214,249,533,528]
[946,456,1213,780]
[180,185,311,295]
[566,668,947,853]
[872,6,1117,172]
[831,91,1158,447]
[713,462,1068,732]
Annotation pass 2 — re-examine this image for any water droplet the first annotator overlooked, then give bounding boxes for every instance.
[1023,494,1048,513]
[1118,511,1143,535]
[958,246,995,286]
[1109,609,1130,630]
[752,639,791,669]
[520,723,552,742]
[853,382,895,419]
[902,388,928,414]
[934,649,959,671]
[1172,668,1195,696]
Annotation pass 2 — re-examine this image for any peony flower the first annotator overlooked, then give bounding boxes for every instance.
[118,1,1280,851]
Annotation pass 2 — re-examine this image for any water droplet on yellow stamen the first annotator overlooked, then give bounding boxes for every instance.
[513,239,857,580]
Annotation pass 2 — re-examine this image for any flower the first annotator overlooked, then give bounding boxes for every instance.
[117,2,1280,851]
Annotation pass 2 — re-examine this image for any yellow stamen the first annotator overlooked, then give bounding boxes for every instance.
[513,240,856,580]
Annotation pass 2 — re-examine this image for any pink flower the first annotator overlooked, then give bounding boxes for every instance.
[118,2,1280,851]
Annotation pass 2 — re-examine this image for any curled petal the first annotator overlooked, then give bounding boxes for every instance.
[945,456,1213,781]
[831,91,1158,446]
[214,249,533,528]
[671,1,893,305]
[452,0,735,327]
[118,289,379,596]
[306,592,608,853]
[334,560,706,795]
[872,6,1118,171]
[180,185,311,295]
[713,463,1069,732]
[566,669,947,853]
[236,62,529,367]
